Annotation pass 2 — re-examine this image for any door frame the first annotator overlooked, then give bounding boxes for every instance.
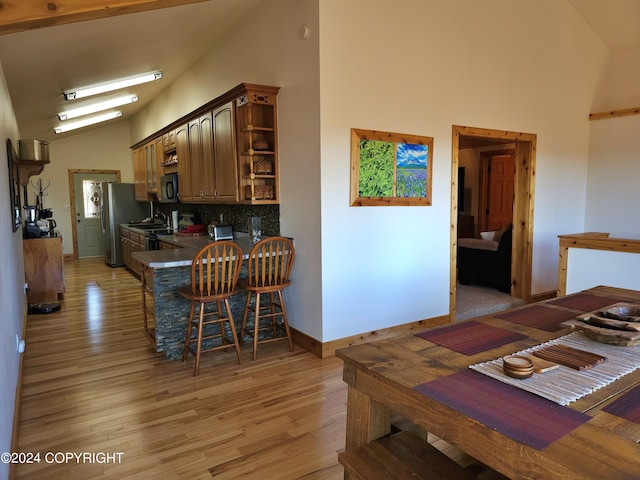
[450,125,536,319]
[68,169,121,260]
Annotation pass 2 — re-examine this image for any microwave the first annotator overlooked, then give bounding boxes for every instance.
[159,174,179,203]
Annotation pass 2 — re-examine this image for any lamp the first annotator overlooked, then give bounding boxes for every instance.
[63,71,162,100]
[53,111,122,134]
[58,94,138,120]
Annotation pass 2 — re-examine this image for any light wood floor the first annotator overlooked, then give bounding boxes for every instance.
[15,258,346,480]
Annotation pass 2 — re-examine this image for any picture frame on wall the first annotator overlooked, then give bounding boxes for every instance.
[6,139,21,232]
[350,128,433,206]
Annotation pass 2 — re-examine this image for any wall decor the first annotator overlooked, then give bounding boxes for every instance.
[6,139,21,231]
[350,128,433,206]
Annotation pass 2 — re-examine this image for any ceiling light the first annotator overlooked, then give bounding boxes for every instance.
[58,94,138,120]
[54,111,123,134]
[63,71,162,100]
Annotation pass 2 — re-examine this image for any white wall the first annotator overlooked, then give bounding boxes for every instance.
[566,249,640,294]
[129,0,323,339]
[317,0,608,340]
[129,0,615,343]
[0,60,25,480]
[585,115,640,238]
[34,121,134,255]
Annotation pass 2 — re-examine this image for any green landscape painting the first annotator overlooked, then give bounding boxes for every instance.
[358,139,428,198]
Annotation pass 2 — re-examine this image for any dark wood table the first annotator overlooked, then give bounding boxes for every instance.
[336,286,640,479]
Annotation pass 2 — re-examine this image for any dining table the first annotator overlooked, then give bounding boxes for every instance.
[336,286,640,479]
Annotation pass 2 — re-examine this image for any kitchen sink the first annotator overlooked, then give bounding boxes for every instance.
[128,223,168,230]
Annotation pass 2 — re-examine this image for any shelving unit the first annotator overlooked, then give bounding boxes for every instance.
[235,85,280,204]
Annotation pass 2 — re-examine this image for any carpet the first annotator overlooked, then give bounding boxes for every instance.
[96,278,141,290]
[456,283,525,321]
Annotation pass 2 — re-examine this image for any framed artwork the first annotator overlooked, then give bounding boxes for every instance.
[350,128,433,206]
[6,139,21,231]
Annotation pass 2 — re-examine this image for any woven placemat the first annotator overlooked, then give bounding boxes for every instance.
[415,321,527,356]
[602,385,640,424]
[495,305,577,332]
[470,332,640,405]
[414,369,590,450]
[547,294,624,312]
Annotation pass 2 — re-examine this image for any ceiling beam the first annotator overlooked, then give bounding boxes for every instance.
[0,0,211,35]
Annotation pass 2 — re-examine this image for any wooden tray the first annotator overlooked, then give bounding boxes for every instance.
[532,344,606,370]
[561,302,640,347]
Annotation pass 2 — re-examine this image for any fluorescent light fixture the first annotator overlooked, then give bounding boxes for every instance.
[54,111,122,134]
[58,94,138,120]
[64,71,162,100]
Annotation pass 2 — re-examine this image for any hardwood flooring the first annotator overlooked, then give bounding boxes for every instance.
[15,258,346,479]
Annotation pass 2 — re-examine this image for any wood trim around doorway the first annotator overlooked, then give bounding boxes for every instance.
[68,169,121,260]
[450,125,536,320]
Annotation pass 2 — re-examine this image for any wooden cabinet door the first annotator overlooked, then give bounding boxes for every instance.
[212,102,238,202]
[133,147,147,201]
[198,111,217,201]
[175,124,193,201]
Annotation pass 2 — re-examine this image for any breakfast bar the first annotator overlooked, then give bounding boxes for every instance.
[132,233,255,359]
[336,286,640,479]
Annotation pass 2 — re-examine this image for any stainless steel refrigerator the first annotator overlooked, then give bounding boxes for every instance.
[100,182,149,267]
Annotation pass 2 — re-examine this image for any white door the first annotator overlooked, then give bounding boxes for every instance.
[74,173,117,258]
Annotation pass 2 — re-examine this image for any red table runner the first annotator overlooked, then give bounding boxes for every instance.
[414,369,590,450]
[415,321,527,356]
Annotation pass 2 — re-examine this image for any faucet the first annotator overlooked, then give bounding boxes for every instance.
[155,211,168,225]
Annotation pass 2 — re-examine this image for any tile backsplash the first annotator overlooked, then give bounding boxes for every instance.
[156,203,280,236]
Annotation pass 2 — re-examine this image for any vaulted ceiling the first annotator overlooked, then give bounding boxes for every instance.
[0,0,638,143]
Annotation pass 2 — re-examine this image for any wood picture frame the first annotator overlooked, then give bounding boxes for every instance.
[350,128,433,206]
[6,139,21,231]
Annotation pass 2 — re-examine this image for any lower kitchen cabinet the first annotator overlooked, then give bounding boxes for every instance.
[23,237,65,304]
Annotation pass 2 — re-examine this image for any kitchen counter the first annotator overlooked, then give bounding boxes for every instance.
[132,232,255,268]
[130,232,277,360]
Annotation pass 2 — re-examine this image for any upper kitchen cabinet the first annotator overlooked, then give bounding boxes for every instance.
[235,85,280,204]
[175,123,192,201]
[133,146,147,201]
[131,83,279,205]
[177,104,238,204]
[212,102,239,202]
[145,137,163,194]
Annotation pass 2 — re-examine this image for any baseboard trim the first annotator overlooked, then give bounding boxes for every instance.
[10,299,28,478]
[530,290,557,303]
[291,314,450,358]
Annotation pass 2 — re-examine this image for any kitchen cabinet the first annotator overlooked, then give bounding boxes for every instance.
[212,102,239,201]
[235,85,280,204]
[133,146,147,201]
[120,228,144,277]
[178,105,238,203]
[131,83,279,205]
[162,129,176,152]
[175,123,192,201]
[187,113,216,201]
[145,137,163,194]
[23,237,64,304]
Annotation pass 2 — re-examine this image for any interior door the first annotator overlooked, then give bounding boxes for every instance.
[73,172,117,257]
[486,154,515,231]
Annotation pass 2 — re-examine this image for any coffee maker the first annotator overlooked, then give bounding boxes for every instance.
[23,205,43,238]
[38,208,56,236]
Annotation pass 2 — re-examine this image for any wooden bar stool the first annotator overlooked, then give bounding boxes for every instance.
[179,241,243,375]
[240,236,295,360]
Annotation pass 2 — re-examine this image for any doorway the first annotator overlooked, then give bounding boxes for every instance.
[68,169,120,259]
[450,126,536,320]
